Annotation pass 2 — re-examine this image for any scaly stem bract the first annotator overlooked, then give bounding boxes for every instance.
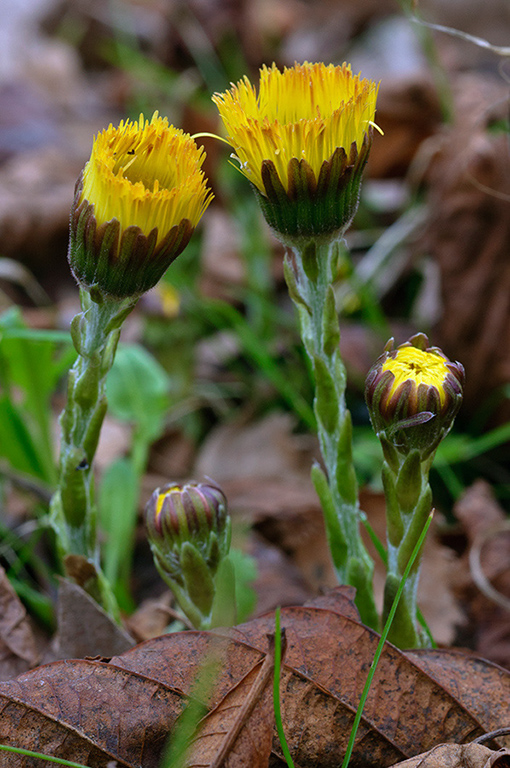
[49,287,137,612]
[381,446,435,647]
[285,237,377,629]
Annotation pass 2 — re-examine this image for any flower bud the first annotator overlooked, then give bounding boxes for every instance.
[145,480,231,585]
[365,334,464,460]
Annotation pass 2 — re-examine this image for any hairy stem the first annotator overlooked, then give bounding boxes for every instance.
[285,238,377,628]
[49,288,137,612]
[382,448,434,647]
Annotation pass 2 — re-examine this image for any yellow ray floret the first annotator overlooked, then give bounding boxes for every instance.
[81,112,212,242]
[212,62,379,194]
[382,347,449,406]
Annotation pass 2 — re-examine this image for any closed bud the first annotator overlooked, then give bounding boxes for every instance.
[145,480,231,585]
[365,334,464,460]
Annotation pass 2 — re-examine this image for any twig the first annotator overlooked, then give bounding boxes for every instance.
[469,521,510,612]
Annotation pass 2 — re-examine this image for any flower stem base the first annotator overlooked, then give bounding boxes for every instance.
[50,287,137,615]
[285,237,377,628]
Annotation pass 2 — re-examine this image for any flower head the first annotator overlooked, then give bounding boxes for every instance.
[69,112,212,298]
[213,62,378,240]
[145,479,231,628]
[365,334,464,460]
[145,480,230,583]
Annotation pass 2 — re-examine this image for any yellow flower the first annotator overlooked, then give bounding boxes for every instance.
[69,112,212,298]
[365,334,464,459]
[82,112,210,237]
[213,61,378,195]
[381,346,449,409]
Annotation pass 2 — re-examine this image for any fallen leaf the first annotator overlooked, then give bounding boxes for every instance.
[0,565,39,681]
[185,634,276,768]
[195,412,315,484]
[368,76,443,179]
[452,481,510,668]
[388,742,510,768]
[199,208,245,300]
[405,649,510,728]
[195,411,336,594]
[248,533,316,615]
[125,593,176,643]
[52,579,135,660]
[230,476,337,593]
[0,588,508,767]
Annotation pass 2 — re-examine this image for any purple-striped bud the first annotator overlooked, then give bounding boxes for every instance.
[365,334,464,460]
[145,480,230,583]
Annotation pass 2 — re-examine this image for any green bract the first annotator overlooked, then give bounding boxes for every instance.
[69,178,194,299]
[253,134,373,243]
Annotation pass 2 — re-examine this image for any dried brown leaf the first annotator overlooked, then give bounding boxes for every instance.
[0,589,508,767]
[0,565,39,681]
[186,635,276,768]
[406,649,510,727]
[388,743,510,768]
[422,74,510,415]
[52,578,135,660]
[248,534,316,615]
[452,481,510,668]
[195,412,314,485]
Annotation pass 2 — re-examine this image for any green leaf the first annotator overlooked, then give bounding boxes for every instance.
[312,355,338,434]
[396,450,422,513]
[335,412,357,506]
[0,308,74,483]
[210,556,237,628]
[381,462,403,547]
[98,457,140,602]
[106,343,170,441]
[321,284,340,356]
[0,396,48,479]
[228,548,257,623]
[311,462,348,571]
[180,542,215,617]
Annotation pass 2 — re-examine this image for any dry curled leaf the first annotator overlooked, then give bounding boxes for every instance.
[0,588,508,767]
[0,566,39,681]
[453,481,510,668]
[185,634,277,768]
[53,579,135,660]
[388,742,510,768]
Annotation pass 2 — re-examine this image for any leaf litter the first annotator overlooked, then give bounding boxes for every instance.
[0,588,508,767]
[389,743,510,768]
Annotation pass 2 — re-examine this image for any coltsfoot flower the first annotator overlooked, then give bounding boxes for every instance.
[69,112,212,298]
[145,480,231,628]
[365,334,464,460]
[212,62,379,241]
[146,479,230,592]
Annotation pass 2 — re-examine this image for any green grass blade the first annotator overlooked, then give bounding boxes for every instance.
[274,606,295,768]
[0,744,91,767]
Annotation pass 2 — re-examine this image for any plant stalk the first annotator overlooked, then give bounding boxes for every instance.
[285,237,377,628]
[381,446,434,647]
[49,287,137,612]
